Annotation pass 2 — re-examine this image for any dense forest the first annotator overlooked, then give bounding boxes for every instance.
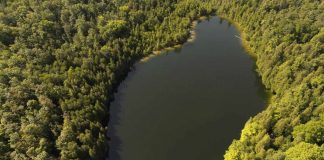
[0,0,215,159]
[216,0,324,159]
[0,0,323,160]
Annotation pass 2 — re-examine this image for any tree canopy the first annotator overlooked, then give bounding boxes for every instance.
[0,0,323,159]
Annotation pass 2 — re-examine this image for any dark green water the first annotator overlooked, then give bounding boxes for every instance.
[108,17,267,160]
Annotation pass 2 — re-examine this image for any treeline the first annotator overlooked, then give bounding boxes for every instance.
[1,0,323,159]
[214,0,324,159]
[0,0,216,159]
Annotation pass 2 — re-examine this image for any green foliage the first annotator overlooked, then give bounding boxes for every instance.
[99,19,129,39]
[0,0,216,159]
[285,142,323,160]
[219,0,324,159]
[0,0,322,159]
[292,115,324,144]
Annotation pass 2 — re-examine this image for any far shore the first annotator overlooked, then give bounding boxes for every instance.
[140,16,210,63]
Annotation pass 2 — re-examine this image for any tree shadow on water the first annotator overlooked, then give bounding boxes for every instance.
[106,69,138,160]
[107,95,123,160]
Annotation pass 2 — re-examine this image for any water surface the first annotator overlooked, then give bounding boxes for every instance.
[108,17,267,160]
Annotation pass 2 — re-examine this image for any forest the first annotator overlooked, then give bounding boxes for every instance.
[215,0,324,159]
[0,0,323,160]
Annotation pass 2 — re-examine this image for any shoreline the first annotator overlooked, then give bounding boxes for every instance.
[139,14,273,105]
[217,15,257,59]
[140,16,209,63]
[217,14,273,106]
[108,15,272,159]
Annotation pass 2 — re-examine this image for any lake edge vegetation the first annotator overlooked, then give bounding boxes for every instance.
[0,0,217,159]
[216,1,324,159]
[0,0,323,160]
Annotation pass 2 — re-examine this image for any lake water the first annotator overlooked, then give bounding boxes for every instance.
[108,17,267,160]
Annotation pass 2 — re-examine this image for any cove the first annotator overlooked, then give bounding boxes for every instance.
[108,17,267,160]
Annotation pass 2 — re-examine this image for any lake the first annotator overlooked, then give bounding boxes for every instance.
[108,17,267,160]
